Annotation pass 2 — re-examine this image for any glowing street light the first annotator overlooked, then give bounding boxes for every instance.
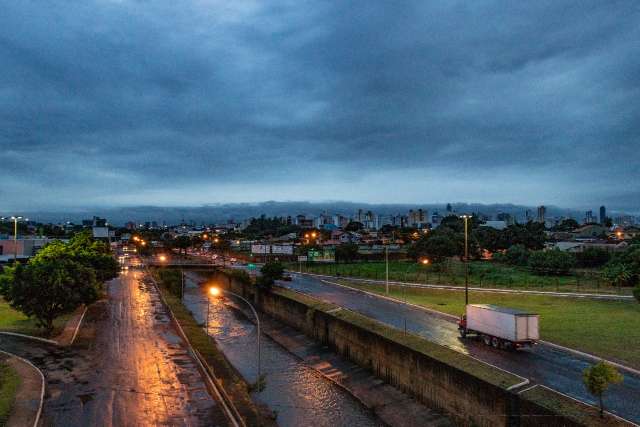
[421,258,430,265]
[159,255,167,262]
[207,286,262,383]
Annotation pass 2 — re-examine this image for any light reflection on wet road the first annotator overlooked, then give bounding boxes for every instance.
[1,271,226,426]
[183,279,382,427]
[281,274,640,424]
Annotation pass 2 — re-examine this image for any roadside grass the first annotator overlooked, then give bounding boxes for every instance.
[0,298,72,338]
[288,260,627,295]
[334,279,640,369]
[0,361,20,426]
[152,274,262,426]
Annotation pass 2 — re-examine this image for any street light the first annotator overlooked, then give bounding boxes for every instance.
[460,215,471,306]
[10,216,23,262]
[208,286,262,383]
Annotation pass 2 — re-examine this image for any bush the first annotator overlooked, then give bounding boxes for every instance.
[528,249,576,275]
[576,248,610,268]
[504,244,529,266]
[156,269,183,297]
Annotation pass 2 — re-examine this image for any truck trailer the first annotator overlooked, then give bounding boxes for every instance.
[458,304,539,350]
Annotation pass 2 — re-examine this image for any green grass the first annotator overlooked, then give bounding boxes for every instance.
[288,260,628,295]
[334,279,640,369]
[0,298,72,337]
[0,362,20,426]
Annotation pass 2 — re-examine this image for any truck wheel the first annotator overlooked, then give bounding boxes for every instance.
[491,337,500,348]
[483,335,491,346]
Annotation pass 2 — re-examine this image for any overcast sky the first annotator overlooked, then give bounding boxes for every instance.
[1,1,638,212]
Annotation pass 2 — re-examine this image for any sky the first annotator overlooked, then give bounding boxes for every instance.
[1,1,639,213]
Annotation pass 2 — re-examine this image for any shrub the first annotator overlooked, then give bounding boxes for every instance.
[528,249,576,275]
[576,248,610,268]
[156,268,183,297]
[504,244,529,266]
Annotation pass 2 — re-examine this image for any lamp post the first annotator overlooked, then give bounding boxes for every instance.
[460,215,470,306]
[385,243,389,295]
[209,287,262,383]
[10,216,23,262]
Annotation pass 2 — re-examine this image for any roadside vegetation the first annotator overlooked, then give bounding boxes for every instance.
[332,278,640,368]
[0,231,119,335]
[0,361,20,426]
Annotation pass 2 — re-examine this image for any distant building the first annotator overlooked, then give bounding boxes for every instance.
[481,221,507,230]
[599,206,606,224]
[408,209,428,228]
[537,205,546,223]
[584,210,595,224]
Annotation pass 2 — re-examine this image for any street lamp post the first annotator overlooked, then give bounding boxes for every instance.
[461,215,470,306]
[11,216,23,262]
[385,243,389,295]
[209,287,262,383]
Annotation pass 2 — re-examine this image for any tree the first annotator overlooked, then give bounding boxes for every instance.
[258,261,285,291]
[0,259,98,333]
[576,248,610,268]
[408,234,458,264]
[172,235,192,255]
[603,263,632,288]
[554,218,579,232]
[335,243,359,263]
[583,361,623,417]
[504,244,530,266]
[528,249,575,275]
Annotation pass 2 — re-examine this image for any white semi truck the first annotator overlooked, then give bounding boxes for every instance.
[458,304,539,350]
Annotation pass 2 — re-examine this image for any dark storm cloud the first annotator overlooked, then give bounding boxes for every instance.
[1,0,638,211]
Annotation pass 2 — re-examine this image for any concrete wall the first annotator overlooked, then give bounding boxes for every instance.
[212,271,630,427]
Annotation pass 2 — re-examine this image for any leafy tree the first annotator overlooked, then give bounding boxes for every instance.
[0,259,98,333]
[258,261,285,291]
[172,235,192,255]
[528,249,575,275]
[499,222,546,250]
[504,244,530,266]
[335,243,359,263]
[583,361,623,417]
[472,226,502,255]
[243,216,300,239]
[408,234,458,264]
[576,248,610,268]
[603,263,632,288]
[603,245,640,287]
[554,218,579,232]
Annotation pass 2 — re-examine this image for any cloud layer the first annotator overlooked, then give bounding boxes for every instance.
[1,1,638,211]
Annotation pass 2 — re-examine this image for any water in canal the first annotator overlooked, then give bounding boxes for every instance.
[183,279,382,427]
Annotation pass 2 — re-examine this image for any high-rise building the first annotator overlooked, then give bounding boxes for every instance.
[584,210,594,224]
[446,203,452,213]
[599,206,606,224]
[537,205,546,223]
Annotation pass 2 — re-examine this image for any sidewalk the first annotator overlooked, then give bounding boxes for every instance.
[0,352,43,427]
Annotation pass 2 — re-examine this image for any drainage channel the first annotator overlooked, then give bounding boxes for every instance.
[183,279,383,427]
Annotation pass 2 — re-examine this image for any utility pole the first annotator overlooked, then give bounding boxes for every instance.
[385,243,389,294]
[462,215,470,306]
[11,216,22,262]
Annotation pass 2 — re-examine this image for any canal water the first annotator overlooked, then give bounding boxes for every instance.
[183,278,382,427]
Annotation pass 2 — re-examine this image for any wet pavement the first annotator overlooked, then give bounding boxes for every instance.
[281,273,640,424]
[182,278,383,427]
[0,270,227,427]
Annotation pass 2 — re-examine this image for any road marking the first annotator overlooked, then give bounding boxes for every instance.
[0,349,45,427]
[315,276,640,377]
[69,306,88,345]
[530,385,640,427]
[300,272,633,300]
[0,332,58,346]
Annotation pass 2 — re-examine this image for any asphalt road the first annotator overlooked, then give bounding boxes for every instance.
[280,273,640,424]
[1,271,228,427]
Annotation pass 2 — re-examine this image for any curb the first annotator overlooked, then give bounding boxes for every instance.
[312,277,640,378]
[0,350,45,427]
[0,332,58,346]
[298,272,633,300]
[145,266,245,427]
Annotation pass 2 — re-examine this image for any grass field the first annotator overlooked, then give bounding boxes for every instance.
[333,278,640,369]
[289,260,629,295]
[0,298,71,337]
[0,361,20,426]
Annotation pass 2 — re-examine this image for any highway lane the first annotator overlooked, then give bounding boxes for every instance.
[1,271,228,427]
[281,273,640,424]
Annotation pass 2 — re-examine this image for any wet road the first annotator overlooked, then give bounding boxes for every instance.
[182,278,382,427]
[1,271,227,426]
[281,273,640,424]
